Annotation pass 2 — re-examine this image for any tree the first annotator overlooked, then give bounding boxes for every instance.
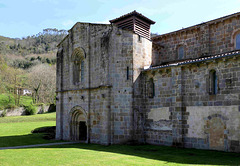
[0,59,26,106]
[0,28,67,56]
[28,64,56,104]
[0,56,8,93]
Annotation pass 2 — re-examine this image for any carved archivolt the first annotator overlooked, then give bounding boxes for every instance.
[69,105,87,123]
[69,105,88,141]
[71,47,86,62]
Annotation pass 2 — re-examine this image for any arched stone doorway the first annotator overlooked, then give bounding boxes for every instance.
[205,114,228,151]
[69,106,87,141]
[209,117,225,150]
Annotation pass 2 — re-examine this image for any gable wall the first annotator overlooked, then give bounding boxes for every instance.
[56,23,153,144]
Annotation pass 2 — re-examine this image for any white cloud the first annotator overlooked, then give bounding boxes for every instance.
[95,20,109,24]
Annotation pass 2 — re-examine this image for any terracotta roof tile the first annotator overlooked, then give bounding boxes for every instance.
[109,10,155,24]
[144,50,240,71]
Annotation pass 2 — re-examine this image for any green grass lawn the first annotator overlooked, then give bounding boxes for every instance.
[0,112,58,147]
[0,113,240,166]
[0,112,56,123]
[0,143,240,166]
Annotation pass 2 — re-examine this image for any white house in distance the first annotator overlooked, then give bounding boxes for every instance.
[16,87,32,96]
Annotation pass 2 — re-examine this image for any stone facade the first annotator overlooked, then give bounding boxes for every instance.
[56,11,240,152]
[56,21,152,144]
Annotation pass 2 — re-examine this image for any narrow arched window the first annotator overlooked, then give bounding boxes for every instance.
[80,60,84,83]
[178,46,184,59]
[148,78,155,98]
[73,60,80,84]
[209,70,217,95]
[72,47,85,85]
[236,33,240,50]
[126,66,129,80]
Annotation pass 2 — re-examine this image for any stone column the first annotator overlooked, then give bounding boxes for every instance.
[56,49,64,140]
[171,66,184,146]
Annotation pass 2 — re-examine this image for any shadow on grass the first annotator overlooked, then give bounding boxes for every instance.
[0,133,60,148]
[43,143,240,165]
[1,132,240,165]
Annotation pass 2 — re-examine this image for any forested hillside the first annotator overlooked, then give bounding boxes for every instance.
[0,29,67,109]
[0,28,67,56]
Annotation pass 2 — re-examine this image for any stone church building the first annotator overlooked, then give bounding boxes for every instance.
[56,11,240,152]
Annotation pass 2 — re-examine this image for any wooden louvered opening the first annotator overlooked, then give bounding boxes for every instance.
[135,18,150,39]
[110,11,155,40]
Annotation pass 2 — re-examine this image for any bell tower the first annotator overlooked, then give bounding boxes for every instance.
[109,10,155,40]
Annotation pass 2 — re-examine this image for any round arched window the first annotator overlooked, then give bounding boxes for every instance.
[178,46,184,59]
[236,33,240,50]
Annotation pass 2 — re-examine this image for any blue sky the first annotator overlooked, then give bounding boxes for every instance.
[0,0,240,38]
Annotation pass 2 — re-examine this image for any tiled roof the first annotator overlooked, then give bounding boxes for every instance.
[144,50,240,71]
[109,10,155,24]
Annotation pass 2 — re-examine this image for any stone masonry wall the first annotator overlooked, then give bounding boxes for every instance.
[56,12,240,152]
[56,23,153,144]
[181,56,240,152]
[136,68,174,145]
[108,29,152,144]
[108,28,134,144]
[56,23,113,143]
[132,34,153,143]
[152,15,240,66]
[142,55,240,152]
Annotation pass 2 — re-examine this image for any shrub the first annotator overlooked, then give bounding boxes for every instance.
[34,103,44,106]
[32,126,56,140]
[24,104,37,115]
[5,104,16,109]
[0,106,4,110]
[0,110,7,117]
[31,126,55,133]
